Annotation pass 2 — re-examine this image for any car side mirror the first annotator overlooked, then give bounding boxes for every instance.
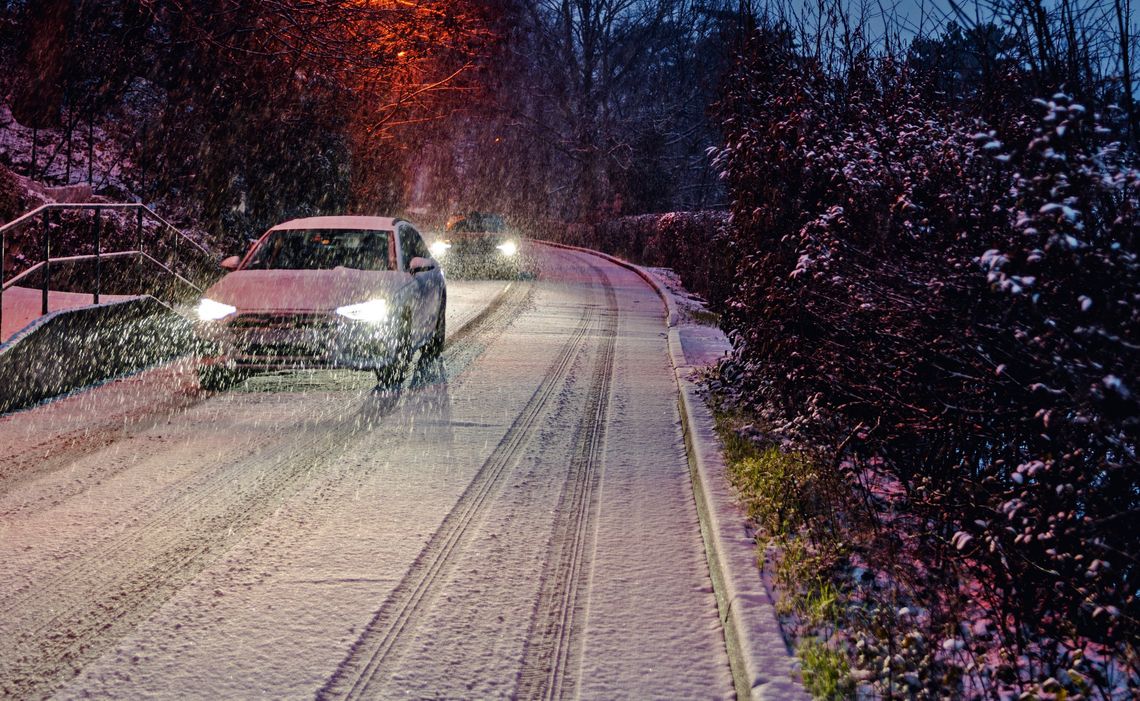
[409,256,436,274]
[220,255,241,271]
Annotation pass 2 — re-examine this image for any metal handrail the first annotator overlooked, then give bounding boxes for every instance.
[1,250,139,291]
[0,203,216,336]
[2,250,202,295]
[132,250,204,296]
[0,203,211,258]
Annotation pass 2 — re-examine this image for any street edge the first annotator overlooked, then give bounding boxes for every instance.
[534,239,807,700]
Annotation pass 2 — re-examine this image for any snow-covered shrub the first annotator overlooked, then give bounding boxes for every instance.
[714,24,1138,699]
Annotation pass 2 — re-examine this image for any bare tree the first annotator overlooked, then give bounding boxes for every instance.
[1112,0,1137,142]
[494,0,737,219]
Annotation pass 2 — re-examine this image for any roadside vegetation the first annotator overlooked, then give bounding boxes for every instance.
[702,2,1140,698]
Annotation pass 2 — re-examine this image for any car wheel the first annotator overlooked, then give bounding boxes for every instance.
[374,311,412,387]
[197,363,236,391]
[422,295,446,359]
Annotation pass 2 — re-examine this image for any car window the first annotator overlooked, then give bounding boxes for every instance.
[243,229,393,271]
[446,213,504,233]
[398,225,430,267]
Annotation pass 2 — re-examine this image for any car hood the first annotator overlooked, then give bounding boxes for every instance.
[203,269,409,312]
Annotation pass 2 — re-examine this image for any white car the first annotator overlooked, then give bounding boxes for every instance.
[193,216,445,389]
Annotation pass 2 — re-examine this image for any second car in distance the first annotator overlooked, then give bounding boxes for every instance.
[429,212,527,279]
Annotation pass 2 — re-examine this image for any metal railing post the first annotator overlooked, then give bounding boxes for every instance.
[0,203,212,324]
[93,207,102,304]
[41,209,50,316]
[136,206,144,288]
[1,225,5,338]
[87,105,94,186]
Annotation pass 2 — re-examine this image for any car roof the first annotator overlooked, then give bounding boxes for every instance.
[270,215,402,231]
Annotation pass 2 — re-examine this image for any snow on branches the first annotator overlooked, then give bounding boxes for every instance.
[714,24,1138,700]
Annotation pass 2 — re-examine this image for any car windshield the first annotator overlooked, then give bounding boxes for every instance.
[446,213,505,233]
[243,229,391,271]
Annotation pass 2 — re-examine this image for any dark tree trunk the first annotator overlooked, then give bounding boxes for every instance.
[9,0,73,129]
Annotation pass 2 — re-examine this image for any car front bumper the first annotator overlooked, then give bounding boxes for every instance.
[437,252,522,279]
[195,312,404,371]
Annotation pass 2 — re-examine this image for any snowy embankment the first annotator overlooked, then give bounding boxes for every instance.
[1,98,145,344]
[0,101,136,200]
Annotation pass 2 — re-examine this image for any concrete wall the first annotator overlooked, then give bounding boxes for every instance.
[0,297,194,414]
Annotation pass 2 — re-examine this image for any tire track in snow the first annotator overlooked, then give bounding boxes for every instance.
[437,281,533,384]
[0,394,353,615]
[0,393,327,520]
[0,283,534,701]
[317,300,595,701]
[0,369,206,507]
[0,411,365,700]
[514,259,618,701]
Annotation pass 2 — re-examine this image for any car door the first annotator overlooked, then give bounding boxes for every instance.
[398,224,443,344]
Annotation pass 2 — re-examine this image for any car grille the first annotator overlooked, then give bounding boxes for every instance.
[222,313,340,362]
[242,341,325,359]
[227,312,339,330]
[450,237,500,255]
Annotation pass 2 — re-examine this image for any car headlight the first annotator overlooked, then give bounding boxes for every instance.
[336,299,388,323]
[430,240,451,257]
[496,240,518,256]
[197,298,237,321]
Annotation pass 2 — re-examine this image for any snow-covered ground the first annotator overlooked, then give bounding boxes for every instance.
[1,286,140,343]
[0,246,733,699]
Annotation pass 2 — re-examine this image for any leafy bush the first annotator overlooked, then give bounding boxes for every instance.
[713,23,1138,699]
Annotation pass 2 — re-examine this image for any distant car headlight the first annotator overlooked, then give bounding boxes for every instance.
[430,240,452,257]
[336,299,388,323]
[496,240,518,256]
[197,298,237,321]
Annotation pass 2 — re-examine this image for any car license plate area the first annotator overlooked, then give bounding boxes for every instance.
[235,328,329,361]
[452,237,497,255]
[243,342,324,360]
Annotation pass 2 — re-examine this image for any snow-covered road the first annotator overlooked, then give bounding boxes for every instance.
[0,245,734,700]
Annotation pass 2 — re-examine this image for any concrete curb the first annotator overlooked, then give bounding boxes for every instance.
[533,239,807,700]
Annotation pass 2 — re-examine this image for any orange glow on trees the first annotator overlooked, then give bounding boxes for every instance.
[336,0,498,210]
[0,0,500,236]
